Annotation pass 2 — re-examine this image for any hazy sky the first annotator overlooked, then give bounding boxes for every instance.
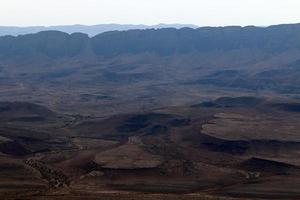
[1,0,300,26]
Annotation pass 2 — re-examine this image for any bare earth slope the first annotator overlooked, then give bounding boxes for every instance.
[0,97,300,199]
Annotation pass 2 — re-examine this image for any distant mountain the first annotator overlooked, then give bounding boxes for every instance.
[0,23,198,36]
[1,24,300,59]
[1,24,300,115]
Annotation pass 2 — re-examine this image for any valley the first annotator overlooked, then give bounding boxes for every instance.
[1,24,300,199]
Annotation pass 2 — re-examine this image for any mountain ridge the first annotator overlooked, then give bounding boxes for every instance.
[0,23,199,37]
[1,23,300,60]
[1,23,300,116]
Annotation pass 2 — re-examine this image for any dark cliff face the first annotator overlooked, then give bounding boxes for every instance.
[0,31,90,59]
[91,24,300,56]
[1,23,300,59]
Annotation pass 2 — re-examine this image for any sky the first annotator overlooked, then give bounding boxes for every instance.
[0,0,300,27]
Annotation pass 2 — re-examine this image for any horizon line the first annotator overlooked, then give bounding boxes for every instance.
[1,22,300,28]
